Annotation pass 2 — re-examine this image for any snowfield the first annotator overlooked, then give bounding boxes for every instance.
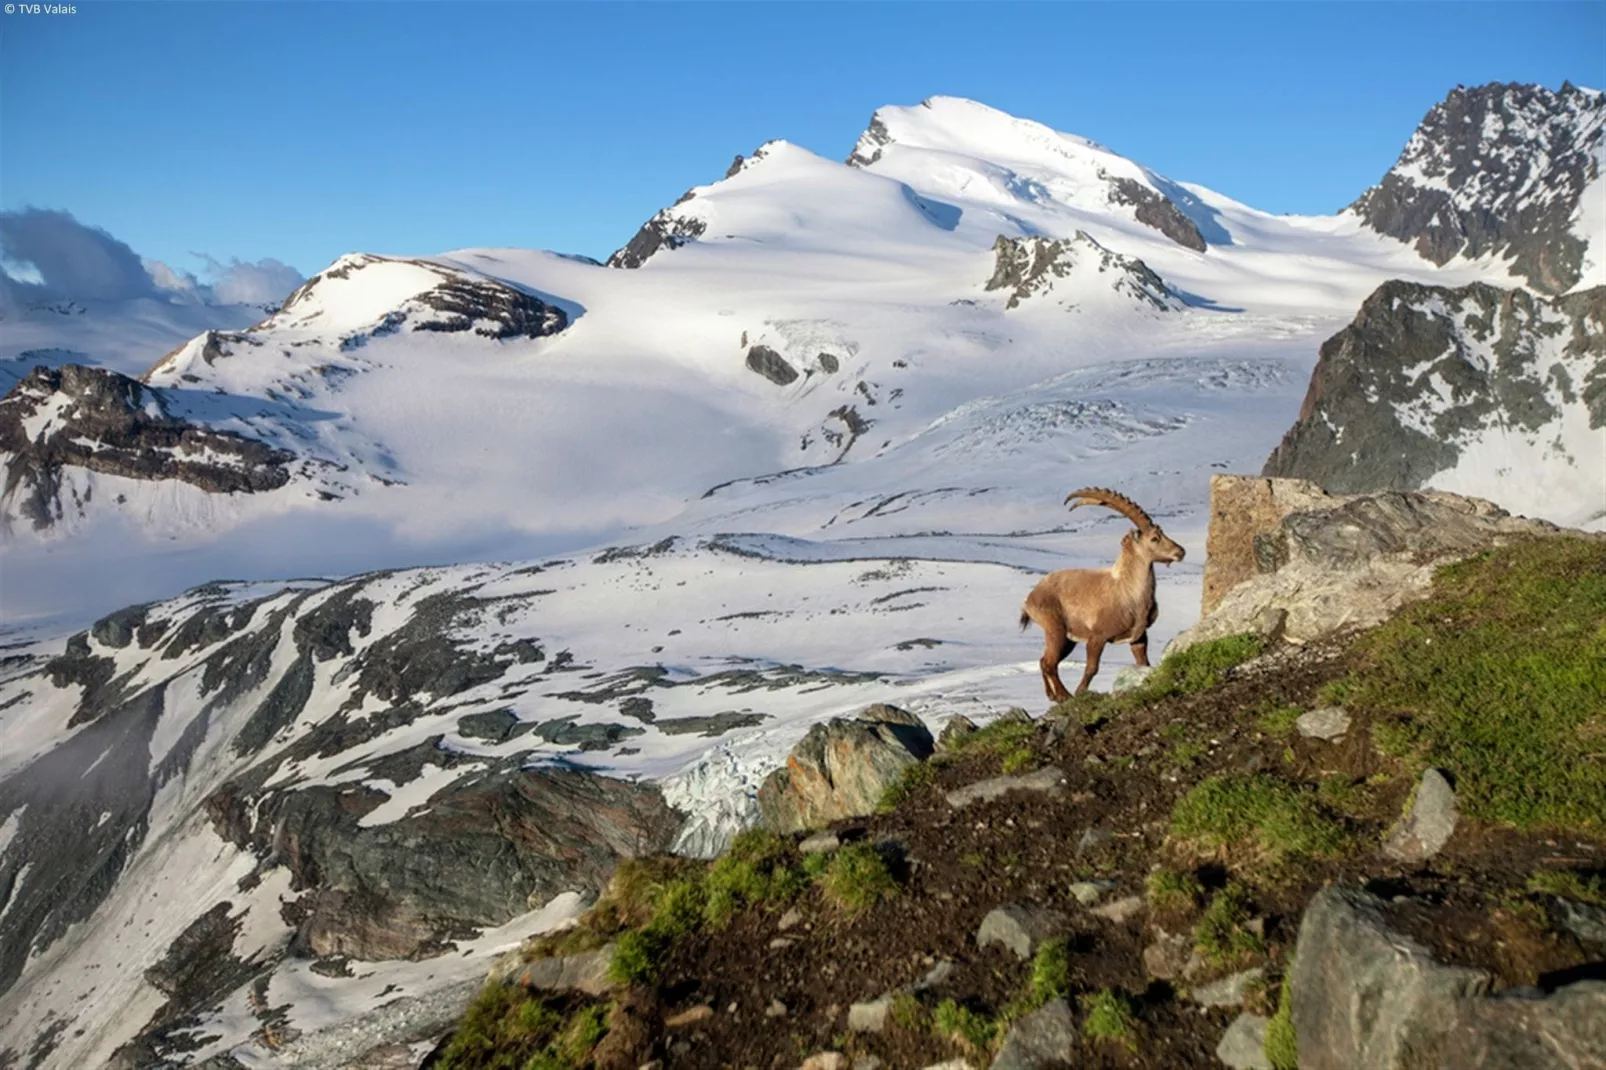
[0,93,1601,1068]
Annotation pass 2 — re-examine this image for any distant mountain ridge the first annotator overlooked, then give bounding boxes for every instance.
[1348,81,1605,294]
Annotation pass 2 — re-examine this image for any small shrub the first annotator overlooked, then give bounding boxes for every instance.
[1258,703,1303,737]
[1145,633,1264,697]
[932,997,997,1051]
[1029,938,1072,1006]
[801,851,830,879]
[889,991,924,1030]
[1194,883,1266,967]
[1263,970,1297,1070]
[1527,868,1606,905]
[1171,774,1349,863]
[822,843,899,913]
[1001,747,1035,773]
[949,716,1036,755]
[878,760,935,812]
[1145,866,1203,914]
[1080,988,1137,1051]
[1171,740,1208,768]
[607,929,663,986]
[434,986,606,1070]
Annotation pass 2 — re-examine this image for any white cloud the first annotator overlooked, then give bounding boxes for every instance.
[1,208,304,309]
[197,255,305,306]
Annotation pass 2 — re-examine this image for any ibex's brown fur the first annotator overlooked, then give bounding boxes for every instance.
[1019,488,1184,701]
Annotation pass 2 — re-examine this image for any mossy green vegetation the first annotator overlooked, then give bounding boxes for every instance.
[889,991,925,1030]
[434,986,609,1070]
[946,715,1036,755]
[1170,773,1349,863]
[1144,633,1265,697]
[1339,537,1606,829]
[1028,937,1072,1006]
[1145,866,1204,914]
[821,843,900,913]
[932,997,998,1051]
[877,759,936,813]
[1528,868,1606,905]
[1257,702,1303,737]
[1080,988,1138,1051]
[1263,970,1297,1070]
[1001,746,1036,773]
[1194,883,1266,967]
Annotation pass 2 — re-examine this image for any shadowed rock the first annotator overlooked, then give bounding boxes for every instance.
[1290,885,1492,1070]
[756,704,933,833]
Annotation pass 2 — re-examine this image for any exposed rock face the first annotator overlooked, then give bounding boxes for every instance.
[1174,476,1585,654]
[0,364,294,529]
[1382,768,1460,862]
[845,114,894,168]
[210,762,679,961]
[0,563,706,1066]
[985,232,1180,312]
[1108,175,1208,252]
[1291,885,1493,1070]
[1349,82,1605,294]
[755,704,934,833]
[269,254,570,342]
[1261,281,1605,510]
[991,998,1076,1069]
[605,204,708,269]
[1436,980,1606,1069]
[745,345,800,386]
[975,904,1066,961]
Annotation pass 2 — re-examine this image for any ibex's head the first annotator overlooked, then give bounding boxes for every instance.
[1065,487,1185,565]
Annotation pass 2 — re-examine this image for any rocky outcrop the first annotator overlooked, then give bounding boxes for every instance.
[1436,980,1606,1068]
[755,704,934,833]
[268,254,570,343]
[1107,176,1208,252]
[991,998,1076,1069]
[0,364,294,529]
[1382,768,1459,863]
[1173,475,1583,654]
[1290,885,1493,1070]
[606,197,708,269]
[210,762,680,961]
[1349,82,1604,294]
[745,345,800,386]
[985,233,1179,312]
[1291,883,1606,1070]
[1261,281,1605,503]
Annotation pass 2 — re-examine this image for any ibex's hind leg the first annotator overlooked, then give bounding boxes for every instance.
[1131,631,1150,668]
[1040,630,1074,704]
[1075,637,1107,695]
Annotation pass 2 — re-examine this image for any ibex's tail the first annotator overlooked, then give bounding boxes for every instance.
[1019,610,1032,632]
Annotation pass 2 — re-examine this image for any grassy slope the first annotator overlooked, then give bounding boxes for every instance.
[429,537,1606,1069]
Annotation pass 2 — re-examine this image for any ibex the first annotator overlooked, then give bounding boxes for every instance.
[1019,487,1185,701]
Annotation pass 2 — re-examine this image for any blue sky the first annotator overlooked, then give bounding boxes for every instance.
[3,1,1602,280]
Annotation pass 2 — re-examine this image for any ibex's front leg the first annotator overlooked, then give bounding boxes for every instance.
[1131,631,1150,668]
[1074,636,1107,695]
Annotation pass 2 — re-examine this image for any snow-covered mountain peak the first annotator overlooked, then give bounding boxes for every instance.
[1349,81,1606,293]
[849,95,1110,170]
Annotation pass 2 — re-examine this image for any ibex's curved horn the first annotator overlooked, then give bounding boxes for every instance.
[1064,487,1155,531]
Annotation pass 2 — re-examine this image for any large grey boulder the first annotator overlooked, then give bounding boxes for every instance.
[756,704,934,833]
[1436,979,1606,1069]
[990,998,1075,1069]
[1291,885,1492,1070]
